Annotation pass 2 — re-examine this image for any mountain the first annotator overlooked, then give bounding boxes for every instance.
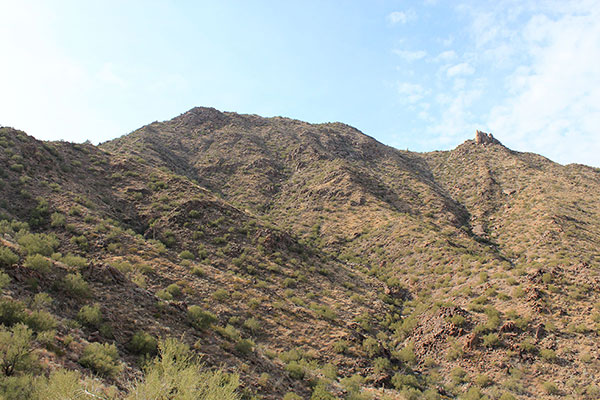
[0,108,599,399]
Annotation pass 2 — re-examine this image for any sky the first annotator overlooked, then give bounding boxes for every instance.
[1,0,599,167]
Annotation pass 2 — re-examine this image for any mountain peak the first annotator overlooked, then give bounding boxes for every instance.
[475,129,501,146]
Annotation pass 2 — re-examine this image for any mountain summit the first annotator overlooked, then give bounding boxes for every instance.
[0,109,599,399]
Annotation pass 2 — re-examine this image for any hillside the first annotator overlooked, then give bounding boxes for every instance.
[0,108,599,399]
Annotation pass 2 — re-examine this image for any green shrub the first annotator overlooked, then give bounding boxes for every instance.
[243,317,261,335]
[482,333,500,347]
[333,339,349,354]
[0,272,10,293]
[50,212,66,228]
[77,304,102,328]
[0,300,26,326]
[391,373,421,391]
[166,283,182,298]
[212,289,229,302]
[234,339,253,355]
[62,273,89,297]
[156,288,173,301]
[362,337,380,357]
[125,337,240,399]
[179,250,195,260]
[60,254,88,268]
[24,310,57,332]
[540,348,557,362]
[474,374,492,387]
[283,393,302,400]
[0,324,37,376]
[23,254,52,273]
[187,305,217,330]
[17,233,59,256]
[0,247,19,267]
[79,342,122,378]
[70,235,89,251]
[285,361,305,380]
[373,357,391,374]
[542,381,559,394]
[128,331,158,356]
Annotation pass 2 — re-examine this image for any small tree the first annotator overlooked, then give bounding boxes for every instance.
[0,323,37,376]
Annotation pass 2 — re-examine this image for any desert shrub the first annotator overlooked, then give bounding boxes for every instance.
[0,300,26,326]
[79,342,122,378]
[333,340,349,354]
[392,373,421,391]
[37,369,111,399]
[0,272,10,293]
[482,333,500,347]
[311,383,336,400]
[125,337,240,400]
[60,253,87,268]
[397,343,417,364]
[285,361,305,380]
[212,289,229,302]
[542,381,559,394]
[450,367,468,384]
[362,337,380,357]
[373,357,391,374]
[166,284,182,298]
[179,250,194,260]
[77,304,102,328]
[474,374,492,387]
[234,339,253,355]
[283,393,302,400]
[0,247,19,267]
[24,310,57,332]
[243,317,261,335]
[70,235,89,251]
[540,348,557,362]
[187,305,217,330]
[50,212,66,228]
[161,231,176,248]
[29,197,50,228]
[449,314,466,327]
[17,233,59,256]
[156,289,173,301]
[191,266,205,277]
[24,254,52,273]
[0,323,37,376]
[128,331,158,356]
[62,273,89,297]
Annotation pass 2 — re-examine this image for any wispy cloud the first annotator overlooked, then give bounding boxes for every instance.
[446,62,475,77]
[397,82,428,104]
[387,10,416,24]
[393,49,427,61]
[486,5,600,166]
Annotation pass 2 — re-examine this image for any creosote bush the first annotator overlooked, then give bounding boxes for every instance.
[24,254,52,273]
[128,331,158,356]
[77,304,102,328]
[187,305,217,331]
[62,273,90,297]
[0,247,19,267]
[79,342,122,378]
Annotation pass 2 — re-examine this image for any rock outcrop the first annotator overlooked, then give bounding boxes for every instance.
[475,130,501,145]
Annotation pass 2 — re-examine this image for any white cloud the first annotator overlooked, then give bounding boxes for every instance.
[486,5,600,166]
[435,50,457,62]
[387,10,416,24]
[446,62,475,77]
[393,49,427,61]
[397,82,428,104]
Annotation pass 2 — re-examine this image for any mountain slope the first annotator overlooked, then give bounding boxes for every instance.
[0,108,599,399]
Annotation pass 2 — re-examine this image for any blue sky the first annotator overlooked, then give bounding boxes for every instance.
[1,1,599,166]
